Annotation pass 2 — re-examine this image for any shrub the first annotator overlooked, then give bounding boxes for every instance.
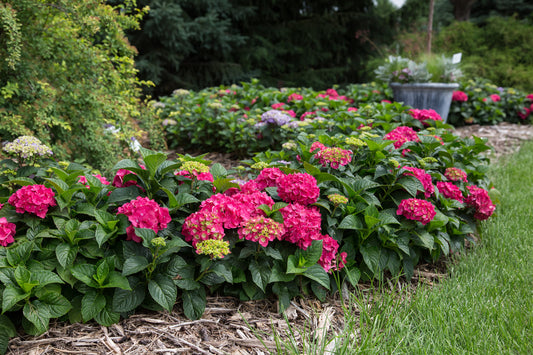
[0,0,165,171]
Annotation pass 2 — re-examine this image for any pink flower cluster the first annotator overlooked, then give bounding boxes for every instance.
[78,174,111,189]
[396,198,436,225]
[518,103,533,120]
[277,173,320,205]
[444,167,468,182]
[436,181,464,203]
[174,170,214,183]
[452,91,468,102]
[8,185,56,218]
[483,94,501,102]
[384,126,420,149]
[465,185,495,220]
[113,169,141,188]
[319,235,347,273]
[316,88,353,103]
[409,109,443,126]
[0,217,16,247]
[238,216,285,247]
[117,197,171,243]
[310,142,352,169]
[182,167,345,272]
[402,166,434,198]
[288,93,303,101]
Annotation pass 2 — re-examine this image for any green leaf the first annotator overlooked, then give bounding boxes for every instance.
[182,288,206,320]
[297,240,323,267]
[38,292,71,318]
[4,177,36,186]
[70,264,97,287]
[311,281,327,302]
[365,215,381,229]
[303,161,321,175]
[148,275,177,312]
[378,210,401,226]
[56,243,78,268]
[102,272,132,290]
[31,270,64,287]
[213,178,239,193]
[82,290,106,322]
[113,282,146,313]
[175,279,202,290]
[2,285,30,312]
[210,163,227,179]
[264,247,283,260]
[175,192,200,208]
[249,259,270,292]
[268,263,296,283]
[272,283,291,312]
[112,159,141,172]
[23,301,50,335]
[414,231,435,250]
[360,244,381,276]
[107,186,141,204]
[43,178,69,194]
[286,255,307,274]
[398,176,423,197]
[95,225,113,248]
[0,315,16,353]
[143,152,167,176]
[94,307,120,327]
[123,256,149,276]
[344,267,361,287]
[338,214,363,230]
[211,263,233,283]
[6,241,34,267]
[302,264,330,289]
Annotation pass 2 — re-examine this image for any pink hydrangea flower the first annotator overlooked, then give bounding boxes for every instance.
[254,168,286,190]
[271,102,285,110]
[409,109,443,126]
[311,142,352,169]
[182,210,225,248]
[444,167,468,182]
[117,197,171,243]
[113,169,140,188]
[288,93,303,101]
[526,94,533,100]
[277,173,320,205]
[518,107,531,120]
[397,198,436,225]
[0,217,16,247]
[489,94,501,102]
[384,126,420,149]
[8,185,56,218]
[402,166,434,198]
[348,107,358,112]
[465,185,496,220]
[300,111,317,120]
[238,216,285,247]
[318,235,347,273]
[78,174,111,189]
[280,203,322,250]
[452,91,468,102]
[436,181,464,203]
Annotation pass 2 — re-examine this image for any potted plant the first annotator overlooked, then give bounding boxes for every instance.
[375,54,462,122]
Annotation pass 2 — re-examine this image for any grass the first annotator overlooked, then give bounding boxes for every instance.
[257,141,533,354]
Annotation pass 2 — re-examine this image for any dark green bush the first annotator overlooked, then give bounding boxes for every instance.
[0,0,165,171]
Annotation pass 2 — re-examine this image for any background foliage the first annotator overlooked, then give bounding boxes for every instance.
[0,0,165,171]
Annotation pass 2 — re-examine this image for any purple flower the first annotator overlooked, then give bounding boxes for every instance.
[261,110,292,126]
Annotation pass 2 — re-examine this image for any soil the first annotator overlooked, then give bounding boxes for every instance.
[7,123,533,355]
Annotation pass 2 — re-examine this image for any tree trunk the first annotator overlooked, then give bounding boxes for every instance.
[449,0,477,21]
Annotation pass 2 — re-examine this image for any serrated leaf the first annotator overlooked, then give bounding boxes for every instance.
[378,211,400,226]
[122,256,149,276]
[23,301,50,335]
[102,272,132,290]
[303,161,321,175]
[297,240,323,267]
[302,264,330,289]
[70,264,97,287]
[82,290,106,321]
[38,292,71,318]
[210,163,227,179]
[360,244,381,276]
[112,283,146,313]
[268,264,296,283]
[95,225,112,248]
[211,263,233,283]
[148,275,177,312]
[175,279,201,290]
[249,259,270,292]
[182,288,206,320]
[56,243,77,268]
[107,186,141,204]
[5,177,36,186]
[286,255,307,274]
[2,285,30,312]
[398,176,423,197]
[94,307,121,327]
[264,247,283,260]
[31,270,64,287]
[143,153,167,176]
[175,193,200,208]
[344,267,361,287]
[414,231,435,250]
[338,214,363,230]
[112,159,141,172]
[43,178,69,194]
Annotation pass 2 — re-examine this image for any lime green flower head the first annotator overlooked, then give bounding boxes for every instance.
[345,137,366,147]
[328,194,348,205]
[196,239,231,259]
[180,161,210,174]
[151,237,166,248]
[251,161,270,170]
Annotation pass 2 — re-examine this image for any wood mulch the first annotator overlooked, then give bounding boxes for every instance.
[7,122,533,355]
